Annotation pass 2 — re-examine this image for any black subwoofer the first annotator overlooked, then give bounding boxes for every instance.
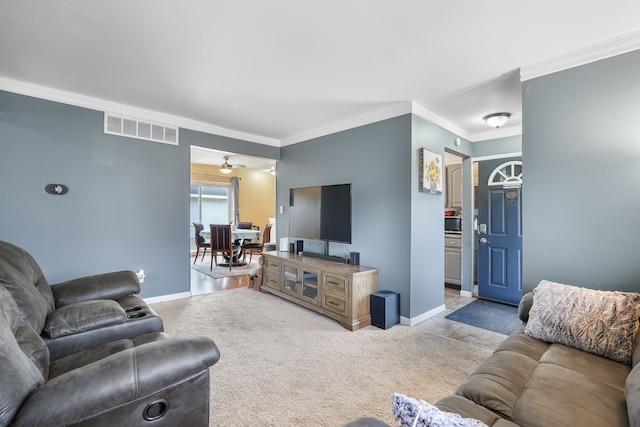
[370,291,400,329]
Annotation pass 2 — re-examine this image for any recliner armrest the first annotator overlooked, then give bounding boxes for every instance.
[12,335,220,426]
[51,271,140,307]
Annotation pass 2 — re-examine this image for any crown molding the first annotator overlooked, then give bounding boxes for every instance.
[0,75,524,147]
[472,152,522,162]
[521,30,640,81]
[282,101,521,146]
[471,125,522,142]
[0,77,280,147]
[410,102,474,141]
[280,102,412,146]
[412,103,522,142]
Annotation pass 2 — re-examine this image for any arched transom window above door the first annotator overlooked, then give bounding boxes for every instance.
[487,161,522,188]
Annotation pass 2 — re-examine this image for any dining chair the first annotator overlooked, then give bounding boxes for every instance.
[242,223,272,264]
[209,224,239,271]
[192,221,209,264]
[235,221,254,246]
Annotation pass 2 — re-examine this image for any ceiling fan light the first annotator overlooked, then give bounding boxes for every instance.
[483,112,511,128]
[220,155,233,174]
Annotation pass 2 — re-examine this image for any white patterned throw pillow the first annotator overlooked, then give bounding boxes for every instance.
[392,393,488,427]
[525,280,640,365]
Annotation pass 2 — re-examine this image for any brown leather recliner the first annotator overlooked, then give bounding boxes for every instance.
[0,285,220,426]
[0,240,221,426]
[0,240,164,359]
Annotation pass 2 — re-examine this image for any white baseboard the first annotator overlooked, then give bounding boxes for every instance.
[144,291,192,304]
[460,289,473,298]
[400,303,446,326]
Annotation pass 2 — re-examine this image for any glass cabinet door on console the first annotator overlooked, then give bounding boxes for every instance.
[283,264,299,297]
[300,269,319,305]
[282,262,320,306]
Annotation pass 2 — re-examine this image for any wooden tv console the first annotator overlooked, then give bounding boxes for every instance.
[260,251,379,331]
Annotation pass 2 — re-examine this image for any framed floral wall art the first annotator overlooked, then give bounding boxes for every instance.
[419,148,443,195]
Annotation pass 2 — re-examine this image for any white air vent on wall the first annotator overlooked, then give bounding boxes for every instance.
[104,113,179,145]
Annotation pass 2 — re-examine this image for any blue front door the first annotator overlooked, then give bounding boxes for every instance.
[477,157,523,305]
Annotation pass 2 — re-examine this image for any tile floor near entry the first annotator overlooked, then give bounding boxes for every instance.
[190,256,508,352]
[415,287,508,351]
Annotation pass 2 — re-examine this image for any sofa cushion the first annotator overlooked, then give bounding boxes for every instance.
[0,278,51,333]
[43,299,126,339]
[435,396,519,427]
[48,332,168,379]
[511,362,629,427]
[455,350,539,418]
[525,280,640,365]
[0,287,47,426]
[14,320,50,379]
[540,342,630,391]
[492,328,549,360]
[0,241,56,316]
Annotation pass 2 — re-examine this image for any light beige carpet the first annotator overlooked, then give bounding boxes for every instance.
[151,288,493,426]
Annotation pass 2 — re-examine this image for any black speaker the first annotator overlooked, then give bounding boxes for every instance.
[349,251,360,265]
[289,242,296,253]
[295,240,304,254]
[370,291,400,329]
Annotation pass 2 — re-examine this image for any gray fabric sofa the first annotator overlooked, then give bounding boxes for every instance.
[0,240,221,426]
[347,287,640,427]
[433,290,637,426]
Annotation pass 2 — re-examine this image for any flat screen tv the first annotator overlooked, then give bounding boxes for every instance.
[289,183,352,244]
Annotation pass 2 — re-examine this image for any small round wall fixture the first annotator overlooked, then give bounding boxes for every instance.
[45,184,69,195]
[454,137,461,146]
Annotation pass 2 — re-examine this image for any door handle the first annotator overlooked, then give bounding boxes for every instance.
[479,237,490,244]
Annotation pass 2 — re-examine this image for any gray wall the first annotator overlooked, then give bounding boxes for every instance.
[410,116,455,315]
[473,135,522,159]
[276,114,520,319]
[0,90,278,298]
[277,115,415,316]
[1,87,521,317]
[522,49,640,293]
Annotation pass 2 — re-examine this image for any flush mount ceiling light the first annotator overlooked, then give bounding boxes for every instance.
[220,156,233,174]
[483,112,511,128]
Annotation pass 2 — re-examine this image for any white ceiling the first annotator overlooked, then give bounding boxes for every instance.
[2,1,640,160]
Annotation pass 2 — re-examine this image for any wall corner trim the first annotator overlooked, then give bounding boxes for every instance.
[143,291,192,304]
[400,303,446,326]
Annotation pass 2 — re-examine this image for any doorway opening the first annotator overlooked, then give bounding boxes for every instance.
[189,146,277,295]
[444,151,464,294]
[475,156,523,305]
[189,182,230,254]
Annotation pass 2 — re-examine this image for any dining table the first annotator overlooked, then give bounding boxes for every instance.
[199,228,261,265]
[199,228,261,242]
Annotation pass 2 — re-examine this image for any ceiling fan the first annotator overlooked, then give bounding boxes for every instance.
[220,155,246,174]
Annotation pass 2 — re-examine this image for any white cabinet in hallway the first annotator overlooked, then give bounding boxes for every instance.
[445,234,462,287]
